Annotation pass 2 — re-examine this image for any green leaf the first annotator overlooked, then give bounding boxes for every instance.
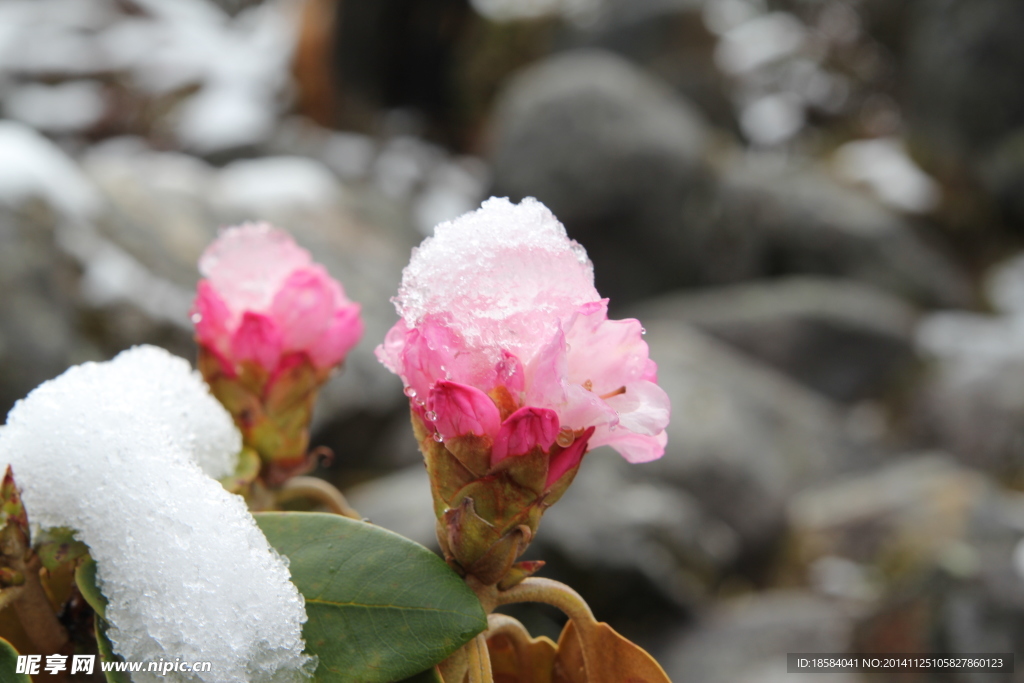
[96,615,131,683]
[0,637,31,683]
[397,667,444,683]
[254,512,486,683]
[75,555,106,618]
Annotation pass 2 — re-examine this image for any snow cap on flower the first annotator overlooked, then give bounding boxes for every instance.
[377,197,669,465]
[192,222,363,374]
[0,346,312,683]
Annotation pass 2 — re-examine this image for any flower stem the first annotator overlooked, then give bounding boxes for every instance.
[495,577,596,626]
[494,577,601,679]
[465,633,494,683]
[275,476,360,519]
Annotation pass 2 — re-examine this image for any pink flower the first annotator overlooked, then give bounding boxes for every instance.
[191,223,363,375]
[377,198,670,472]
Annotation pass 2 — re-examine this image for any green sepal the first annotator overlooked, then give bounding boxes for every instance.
[264,354,318,417]
[497,560,546,591]
[442,497,502,570]
[443,434,493,478]
[490,447,549,497]
[219,447,262,494]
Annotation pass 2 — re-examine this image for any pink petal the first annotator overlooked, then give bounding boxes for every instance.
[230,311,283,372]
[494,350,525,394]
[603,380,671,436]
[269,266,337,351]
[591,428,668,463]
[200,223,312,312]
[429,380,501,439]
[523,328,568,408]
[306,303,363,369]
[376,319,411,376]
[546,426,594,488]
[191,279,232,353]
[564,300,651,395]
[492,406,560,465]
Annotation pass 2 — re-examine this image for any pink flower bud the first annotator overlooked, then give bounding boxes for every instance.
[191,223,363,374]
[376,198,670,467]
[191,223,363,471]
[429,381,501,440]
[492,407,560,465]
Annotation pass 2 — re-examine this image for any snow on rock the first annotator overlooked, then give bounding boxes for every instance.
[0,346,311,683]
[0,120,102,218]
[4,81,107,134]
[213,156,342,216]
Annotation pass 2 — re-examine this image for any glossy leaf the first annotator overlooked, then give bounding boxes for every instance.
[0,637,30,683]
[254,512,486,683]
[397,667,443,683]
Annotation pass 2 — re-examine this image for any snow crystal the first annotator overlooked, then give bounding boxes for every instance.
[395,197,598,361]
[0,346,311,683]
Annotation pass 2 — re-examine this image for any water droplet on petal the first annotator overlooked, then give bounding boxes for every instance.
[404,386,417,398]
[555,428,575,448]
[433,432,444,442]
[426,411,438,422]
[640,327,646,335]
[190,313,202,323]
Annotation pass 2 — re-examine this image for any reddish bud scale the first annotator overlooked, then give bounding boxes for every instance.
[198,347,325,480]
[412,410,593,586]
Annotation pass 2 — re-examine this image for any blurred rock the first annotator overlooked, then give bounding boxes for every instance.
[716,155,972,308]
[633,277,918,402]
[539,451,742,609]
[904,0,1024,178]
[344,465,437,548]
[790,454,1024,668]
[915,307,1024,480]
[640,320,861,556]
[658,591,863,683]
[489,49,715,303]
[0,203,94,418]
[789,455,985,579]
[565,0,735,130]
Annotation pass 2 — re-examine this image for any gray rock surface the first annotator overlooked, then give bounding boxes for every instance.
[714,155,972,308]
[915,302,1024,479]
[658,591,863,683]
[640,320,860,553]
[633,277,919,402]
[489,49,715,303]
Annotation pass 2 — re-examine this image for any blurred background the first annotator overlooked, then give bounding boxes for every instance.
[3,0,1024,679]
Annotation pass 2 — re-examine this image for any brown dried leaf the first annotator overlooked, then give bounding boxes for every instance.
[553,620,672,683]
